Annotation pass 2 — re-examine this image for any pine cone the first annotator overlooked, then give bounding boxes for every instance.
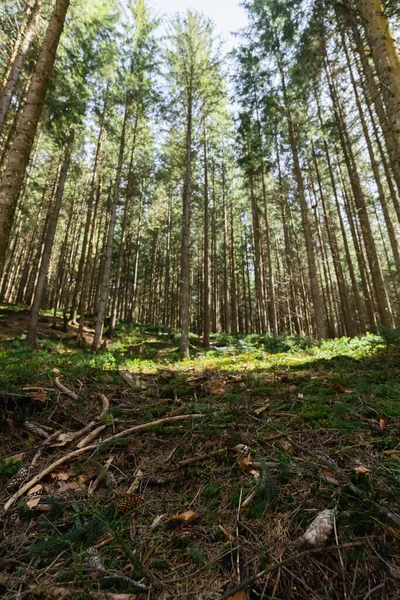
[116,493,145,514]
[23,421,49,439]
[370,420,384,437]
[84,547,106,580]
[7,466,29,490]
[303,509,334,547]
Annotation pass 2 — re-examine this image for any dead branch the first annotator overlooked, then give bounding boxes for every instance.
[76,425,107,448]
[218,541,366,600]
[3,413,205,513]
[179,447,227,466]
[54,377,78,400]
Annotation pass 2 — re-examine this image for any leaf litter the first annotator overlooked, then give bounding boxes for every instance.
[1,325,400,598]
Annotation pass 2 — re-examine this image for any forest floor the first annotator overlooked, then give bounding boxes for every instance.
[1,305,400,600]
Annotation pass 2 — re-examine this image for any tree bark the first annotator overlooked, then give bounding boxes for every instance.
[0,0,70,280]
[26,138,73,346]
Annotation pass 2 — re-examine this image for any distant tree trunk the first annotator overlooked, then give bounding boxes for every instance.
[356,0,400,152]
[326,57,393,326]
[0,0,70,280]
[92,105,128,352]
[179,95,192,360]
[279,62,326,338]
[0,0,43,136]
[26,139,73,346]
[203,123,210,347]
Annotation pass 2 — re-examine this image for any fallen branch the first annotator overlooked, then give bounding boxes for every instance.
[54,377,78,400]
[76,425,107,448]
[218,541,365,600]
[3,413,205,513]
[179,447,227,466]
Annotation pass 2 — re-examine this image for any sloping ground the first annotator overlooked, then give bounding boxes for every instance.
[1,307,400,599]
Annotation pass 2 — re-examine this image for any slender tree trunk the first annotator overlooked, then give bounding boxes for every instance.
[92,105,128,352]
[0,0,70,279]
[203,122,210,347]
[26,139,73,346]
[179,95,192,360]
[279,62,326,338]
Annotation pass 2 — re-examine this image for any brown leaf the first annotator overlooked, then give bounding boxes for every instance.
[26,484,43,509]
[322,467,339,486]
[333,383,346,393]
[4,452,25,464]
[167,510,196,527]
[379,416,389,430]
[288,385,298,394]
[50,468,71,481]
[254,405,268,416]
[226,592,247,600]
[33,389,47,403]
[353,464,370,475]
[210,382,226,394]
[58,481,82,493]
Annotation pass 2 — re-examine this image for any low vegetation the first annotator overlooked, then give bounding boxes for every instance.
[1,306,400,599]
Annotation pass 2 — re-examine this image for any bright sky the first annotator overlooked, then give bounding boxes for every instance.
[150,0,247,52]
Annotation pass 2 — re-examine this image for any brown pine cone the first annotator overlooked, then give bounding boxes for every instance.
[23,421,49,439]
[116,493,145,514]
[7,466,29,490]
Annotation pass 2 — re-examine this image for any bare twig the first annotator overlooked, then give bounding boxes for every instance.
[3,413,205,513]
[179,447,226,466]
[54,377,78,400]
[76,425,107,448]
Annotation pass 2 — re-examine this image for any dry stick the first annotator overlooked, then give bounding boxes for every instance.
[3,413,205,513]
[76,424,106,448]
[179,447,227,466]
[218,541,365,600]
[54,377,78,400]
[50,393,111,447]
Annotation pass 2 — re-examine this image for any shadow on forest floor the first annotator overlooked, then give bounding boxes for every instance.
[1,305,400,599]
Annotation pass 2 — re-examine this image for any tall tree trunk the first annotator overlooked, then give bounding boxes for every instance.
[0,0,70,279]
[203,122,210,347]
[179,95,192,360]
[0,0,43,136]
[92,105,128,352]
[279,62,326,338]
[356,0,400,152]
[26,139,73,346]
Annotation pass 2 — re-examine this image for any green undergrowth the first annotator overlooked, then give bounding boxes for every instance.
[1,307,400,597]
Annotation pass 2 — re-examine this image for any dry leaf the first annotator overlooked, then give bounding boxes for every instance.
[127,467,143,494]
[52,368,60,375]
[322,467,339,486]
[333,383,346,393]
[167,510,196,526]
[297,393,304,399]
[288,385,298,394]
[380,416,389,430]
[4,452,25,464]
[58,481,82,493]
[211,382,226,394]
[50,468,71,481]
[383,449,400,457]
[237,455,252,469]
[254,405,268,416]
[227,591,247,600]
[33,389,47,403]
[26,484,43,509]
[353,464,370,475]
[150,514,166,529]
